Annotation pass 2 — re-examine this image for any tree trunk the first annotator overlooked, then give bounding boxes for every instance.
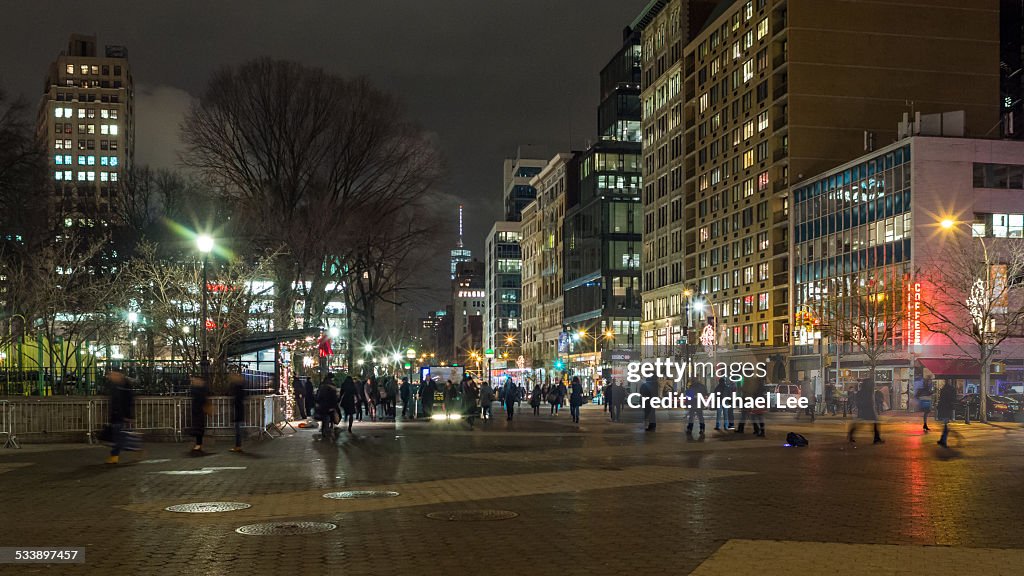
[980,355,990,424]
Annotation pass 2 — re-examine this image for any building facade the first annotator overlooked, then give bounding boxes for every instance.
[564,26,644,378]
[792,133,1024,407]
[452,259,485,361]
[39,33,134,226]
[636,0,999,371]
[503,150,547,222]
[484,221,522,355]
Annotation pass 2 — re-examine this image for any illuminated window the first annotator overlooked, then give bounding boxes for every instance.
[757,171,770,191]
[757,322,768,341]
[80,65,88,75]
[66,64,74,75]
[757,111,769,132]
[757,262,769,281]
[758,232,769,251]
[743,266,754,284]
[55,171,63,180]
[758,292,769,311]
[743,150,754,169]
[757,18,769,39]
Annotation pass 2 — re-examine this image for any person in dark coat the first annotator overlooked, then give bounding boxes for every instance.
[916,378,934,432]
[713,378,730,430]
[503,377,518,421]
[106,370,134,464]
[421,378,436,418]
[936,382,958,447]
[316,374,339,439]
[750,379,767,437]
[293,377,307,419]
[686,379,708,438]
[230,373,246,452]
[569,376,584,424]
[339,376,359,433]
[848,378,883,444]
[530,384,542,415]
[462,376,480,428]
[640,376,657,431]
[400,377,412,418]
[552,380,567,415]
[303,378,316,420]
[190,375,210,454]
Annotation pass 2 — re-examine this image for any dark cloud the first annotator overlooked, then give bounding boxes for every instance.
[0,0,647,282]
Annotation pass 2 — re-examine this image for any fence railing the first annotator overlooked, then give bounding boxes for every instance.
[0,395,292,447]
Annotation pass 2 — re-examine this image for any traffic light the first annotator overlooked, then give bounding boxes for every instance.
[451,363,459,367]
[554,359,565,370]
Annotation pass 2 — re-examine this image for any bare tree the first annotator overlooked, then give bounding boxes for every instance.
[820,272,908,406]
[181,58,445,336]
[920,237,1024,423]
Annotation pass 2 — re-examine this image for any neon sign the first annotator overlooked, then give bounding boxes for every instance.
[905,282,921,346]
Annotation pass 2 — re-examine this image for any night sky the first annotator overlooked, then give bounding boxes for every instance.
[1,0,649,262]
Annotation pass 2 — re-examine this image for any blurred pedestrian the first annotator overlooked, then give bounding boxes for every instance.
[293,377,307,419]
[339,375,358,433]
[713,378,731,431]
[530,384,542,415]
[316,374,339,440]
[735,378,751,434]
[685,379,707,438]
[848,378,883,444]
[824,382,837,416]
[230,373,246,452]
[105,370,134,464]
[640,376,658,431]
[462,376,480,429]
[503,377,518,421]
[796,379,815,422]
[569,376,584,424]
[190,374,210,454]
[936,381,958,447]
[303,377,316,421]
[444,379,457,417]
[750,379,767,437]
[365,376,379,422]
[480,380,494,420]
[611,380,626,422]
[400,377,411,418]
[916,378,934,432]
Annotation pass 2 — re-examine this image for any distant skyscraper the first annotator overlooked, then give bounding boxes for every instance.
[40,33,134,226]
[449,204,472,280]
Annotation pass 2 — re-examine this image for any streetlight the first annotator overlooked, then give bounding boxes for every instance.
[196,234,214,372]
[576,326,614,390]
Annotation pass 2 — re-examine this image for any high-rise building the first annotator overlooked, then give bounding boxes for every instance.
[564,26,644,378]
[39,34,134,226]
[452,259,485,361]
[503,149,547,222]
[521,153,573,376]
[1002,0,1024,137]
[484,221,522,362]
[635,0,999,371]
[449,205,472,280]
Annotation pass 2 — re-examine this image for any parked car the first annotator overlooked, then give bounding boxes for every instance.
[954,393,1020,422]
[764,383,801,411]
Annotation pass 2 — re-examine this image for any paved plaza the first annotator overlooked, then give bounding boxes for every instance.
[1,405,1022,575]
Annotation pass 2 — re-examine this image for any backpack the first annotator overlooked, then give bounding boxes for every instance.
[786,432,809,447]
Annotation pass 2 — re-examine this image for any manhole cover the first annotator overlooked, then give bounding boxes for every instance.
[165,502,252,513]
[426,510,519,521]
[323,490,400,500]
[153,470,214,475]
[236,522,336,536]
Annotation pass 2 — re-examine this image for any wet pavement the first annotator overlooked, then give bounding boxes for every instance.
[0,405,1022,575]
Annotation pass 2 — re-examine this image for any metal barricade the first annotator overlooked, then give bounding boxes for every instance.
[5,398,94,444]
[179,396,268,439]
[0,400,18,448]
[131,397,182,441]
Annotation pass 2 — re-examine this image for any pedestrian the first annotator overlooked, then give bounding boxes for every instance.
[316,374,339,440]
[340,375,358,433]
[611,380,627,422]
[444,380,457,417]
[640,376,657,431]
[480,380,494,420]
[848,378,883,444]
[190,374,210,454]
[685,379,707,438]
[797,379,815,422]
[916,378,934,432]
[734,378,751,434]
[875,387,885,415]
[462,376,480,429]
[936,381,958,447]
[750,379,767,437]
[379,376,391,420]
[293,377,307,420]
[530,384,542,415]
[555,380,567,415]
[230,373,246,452]
[400,377,411,418]
[713,377,730,431]
[503,377,518,421]
[303,377,316,422]
[569,376,584,424]
[365,376,379,422]
[603,381,613,416]
[824,381,837,416]
[421,378,436,418]
[105,370,134,464]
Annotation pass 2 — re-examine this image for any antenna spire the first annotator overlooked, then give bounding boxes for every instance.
[458,204,464,248]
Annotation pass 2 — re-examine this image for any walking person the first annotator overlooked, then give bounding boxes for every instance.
[479,380,494,420]
[750,379,767,437]
[340,375,358,433]
[230,373,246,452]
[735,378,751,434]
[640,376,657,431]
[444,380,457,418]
[936,381,958,447]
[848,378,884,444]
[400,377,411,418]
[462,376,480,429]
[713,377,730,431]
[916,378,934,432]
[685,379,707,438]
[503,377,518,421]
[569,376,584,424]
[303,377,316,422]
[554,380,567,415]
[365,377,379,422]
[190,374,210,454]
[379,377,391,420]
[105,370,134,464]
[796,379,815,422]
[530,384,542,415]
[611,380,627,422]
[824,381,837,416]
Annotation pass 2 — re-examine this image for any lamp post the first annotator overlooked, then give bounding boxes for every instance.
[196,234,214,374]
[575,327,614,392]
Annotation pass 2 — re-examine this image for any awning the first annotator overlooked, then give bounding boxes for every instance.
[225,327,323,357]
[919,358,981,378]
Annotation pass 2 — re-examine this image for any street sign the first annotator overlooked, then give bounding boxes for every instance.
[484,348,495,359]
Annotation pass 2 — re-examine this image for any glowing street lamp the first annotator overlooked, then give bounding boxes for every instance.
[196,234,214,371]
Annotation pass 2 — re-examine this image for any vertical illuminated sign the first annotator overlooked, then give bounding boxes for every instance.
[905,282,921,346]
